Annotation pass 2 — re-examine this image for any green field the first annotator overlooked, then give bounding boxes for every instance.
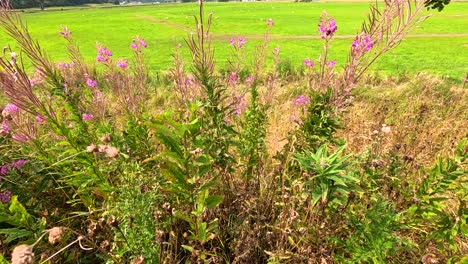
[2,2,467,78]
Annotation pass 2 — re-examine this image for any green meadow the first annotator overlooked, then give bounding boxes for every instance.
[2,2,467,78]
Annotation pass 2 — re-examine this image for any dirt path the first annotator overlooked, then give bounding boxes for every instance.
[136,15,468,39]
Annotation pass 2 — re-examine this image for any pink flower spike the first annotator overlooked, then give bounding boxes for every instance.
[2,104,19,116]
[229,38,235,45]
[327,60,336,67]
[1,121,9,133]
[86,78,97,88]
[12,134,27,142]
[116,59,129,69]
[59,26,72,38]
[294,95,310,106]
[267,18,274,26]
[303,59,314,68]
[82,113,94,121]
[130,43,138,49]
[36,114,46,124]
[138,39,147,48]
[237,37,246,48]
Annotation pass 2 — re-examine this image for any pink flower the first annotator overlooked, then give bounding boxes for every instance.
[36,114,46,124]
[57,62,71,69]
[246,76,253,84]
[2,104,19,116]
[86,78,97,88]
[59,26,72,38]
[237,37,246,48]
[116,59,128,69]
[82,113,94,121]
[1,121,9,133]
[229,38,235,45]
[303,59,314,68]
[327,60,336,67]
[318,18,337,39]
[96,45,112,63]
[294,95,310,106]
[267,18,274,27]
[228,72,238,85]
[138,39,147,48]
[131,36,148,51]
[352,33,373,52]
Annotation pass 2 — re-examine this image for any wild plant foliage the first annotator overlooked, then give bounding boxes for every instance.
[0,0,466,263]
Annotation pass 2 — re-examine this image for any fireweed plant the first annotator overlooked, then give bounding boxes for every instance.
[0,0,466,263]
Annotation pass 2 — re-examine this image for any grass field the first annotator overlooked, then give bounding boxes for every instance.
[1,2,467,78]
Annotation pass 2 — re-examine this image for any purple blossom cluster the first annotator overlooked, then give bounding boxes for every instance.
[1,159,28,177]
[86,78,98,88]
[82,113,94,121]
[0,190,12,204]
[294,95,310,106]
[318,19,337,39]
[230,37,246,49]
[58,26,72,38]
[352,33,373,52]
[130,36,148,51]
[267,18,274,27]
[303,59,314,68]
[2,104,19,116]
[116,58,129,69]
[96,45,113,63]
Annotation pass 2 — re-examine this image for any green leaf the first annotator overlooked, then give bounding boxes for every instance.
[181,245,195,253]
[8,197,32,228]
[0,228,33,243]
[0,253,8,264]
[205,195,223,209]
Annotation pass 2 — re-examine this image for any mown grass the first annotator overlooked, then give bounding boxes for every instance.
[1,1,467,78]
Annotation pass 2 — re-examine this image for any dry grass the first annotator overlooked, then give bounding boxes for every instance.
[264,73,467,169]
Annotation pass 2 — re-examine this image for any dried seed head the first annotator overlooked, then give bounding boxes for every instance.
[86,144,98,153]
[107,216,119,228]
[162,202,172,214]
[421,253,439,264]
[131,255,145,264]
[48,227,64,244]
[155,230,165,243]
[105,146,119,158]
[11,244,34,264]
[100,134,112,142]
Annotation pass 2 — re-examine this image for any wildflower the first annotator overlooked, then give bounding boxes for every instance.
[0,165,9,175]
[116,59,128,69]
[233,95,246,116]
[352,33,373,52]
[36,114,46,124]
[57,62,71,69]
[59,26,72,38]
[0,190,12,203]
[10,52,17,59]
[267,18,274,26]
[303,59,314,68]
[1,121,9,133]
[82,113,94,121]
[318,18,337,39]
[246,76,253,84]
[2,103,19,116]
[86,78,97,88]
[228,72,238,85]
[237,37,246,48]
[294,95,310,106]
[130,36,148,51]
[96,45,112,63]
[229,38,235,45]
[138,39,147,48]
[327,60,336,67]
[11,160,27,169]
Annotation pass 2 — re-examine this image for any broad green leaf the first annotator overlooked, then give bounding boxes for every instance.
[0,228,33,243]
[205,195,223,209]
